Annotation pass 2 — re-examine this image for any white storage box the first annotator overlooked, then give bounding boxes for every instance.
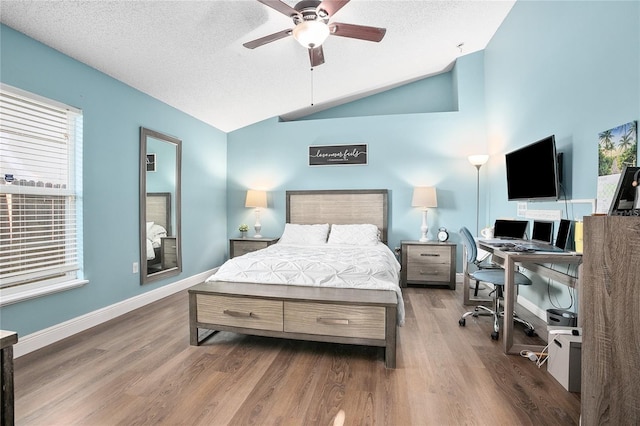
[547,331,582,392]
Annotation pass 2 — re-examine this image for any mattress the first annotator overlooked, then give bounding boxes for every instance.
[206,242,405,325]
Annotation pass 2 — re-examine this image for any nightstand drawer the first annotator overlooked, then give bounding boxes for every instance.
[232,241,268,256]
[407,263,451,282]
[229,237,278,258]
[406,245,451,266]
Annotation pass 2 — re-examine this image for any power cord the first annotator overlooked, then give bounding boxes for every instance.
[520,329,580,368]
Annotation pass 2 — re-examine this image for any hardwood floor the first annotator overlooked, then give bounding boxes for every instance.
[13,282,580,425]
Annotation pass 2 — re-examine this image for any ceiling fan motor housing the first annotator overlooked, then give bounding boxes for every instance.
[293,0,329,25]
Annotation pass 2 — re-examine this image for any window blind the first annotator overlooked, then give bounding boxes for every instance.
[0,85,83,289]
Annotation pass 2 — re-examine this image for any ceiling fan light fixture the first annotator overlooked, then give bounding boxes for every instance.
[292,20,330,48]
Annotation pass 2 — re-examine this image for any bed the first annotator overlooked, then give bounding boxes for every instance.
[188,189,402,368]
[146,192,171,270]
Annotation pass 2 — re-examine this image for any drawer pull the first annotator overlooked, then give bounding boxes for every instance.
[420,253,440,257]
[419,270,436,275]
[223,309,256,318]
[317,317,349,325]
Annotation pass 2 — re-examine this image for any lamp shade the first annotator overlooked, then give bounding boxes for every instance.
[468,154,489,167]
[411,186,438,208]
[292,20,330,48]
[245,190,267,208]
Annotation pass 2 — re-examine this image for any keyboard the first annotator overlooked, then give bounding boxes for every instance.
[480,239,567,253]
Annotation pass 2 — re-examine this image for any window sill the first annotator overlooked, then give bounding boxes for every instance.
[0,279,89,307]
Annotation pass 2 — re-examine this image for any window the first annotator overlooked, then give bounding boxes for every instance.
[0,84,84,305]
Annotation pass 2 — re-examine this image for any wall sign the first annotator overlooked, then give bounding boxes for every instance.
[308,144,368,166]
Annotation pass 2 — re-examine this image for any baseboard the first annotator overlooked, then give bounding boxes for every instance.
[516,295,548,321]
[13,268,217,358]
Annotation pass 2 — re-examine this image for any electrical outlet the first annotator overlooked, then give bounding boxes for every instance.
[132,262,139,274]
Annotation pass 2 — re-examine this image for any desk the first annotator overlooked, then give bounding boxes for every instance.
[476,242,582,355]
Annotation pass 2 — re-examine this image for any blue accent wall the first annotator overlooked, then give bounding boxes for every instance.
[484,0,639,310]
[0,24,228,336]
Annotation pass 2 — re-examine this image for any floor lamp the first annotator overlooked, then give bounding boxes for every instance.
[468,155,489,236]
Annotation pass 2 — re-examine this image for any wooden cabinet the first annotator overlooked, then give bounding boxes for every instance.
[229,237,278,258]
[400,241,456,289]
[1,330,17,426]
[581,216,640,425]
[161,236,177,269]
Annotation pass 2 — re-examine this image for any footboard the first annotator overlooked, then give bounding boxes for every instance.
[189,281,398,368]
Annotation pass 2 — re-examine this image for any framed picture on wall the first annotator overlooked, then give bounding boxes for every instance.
[146,153,156,172]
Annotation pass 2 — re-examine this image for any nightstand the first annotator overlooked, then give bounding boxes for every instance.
[161,236,178,269]
[400,240,456,289]
[230,237,279,258]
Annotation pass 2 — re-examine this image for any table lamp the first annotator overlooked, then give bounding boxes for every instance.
[412,186,438,242]
[245,189,267,238]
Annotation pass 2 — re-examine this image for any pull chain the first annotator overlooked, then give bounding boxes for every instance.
[310,67,314,106]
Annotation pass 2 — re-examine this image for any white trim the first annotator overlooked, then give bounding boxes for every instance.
[0,279,88,307]
[516,294,548,321]
[1,82,82,113]
[13,269,217,358]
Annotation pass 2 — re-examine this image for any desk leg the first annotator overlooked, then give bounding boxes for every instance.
[502,257,516,354]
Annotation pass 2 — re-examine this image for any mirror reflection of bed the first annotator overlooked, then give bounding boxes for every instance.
[146,192,174,273]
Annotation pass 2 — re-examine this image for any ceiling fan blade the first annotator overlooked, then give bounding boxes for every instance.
[318,0,350,17]
[309,46,325,67]
[257,0,301,18]
[243,29,292,49]
[329,22,386,42]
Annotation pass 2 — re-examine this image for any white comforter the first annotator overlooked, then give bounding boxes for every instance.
[206,242,405,325]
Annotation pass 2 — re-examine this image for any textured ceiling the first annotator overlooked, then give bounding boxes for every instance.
[0,0,515,132]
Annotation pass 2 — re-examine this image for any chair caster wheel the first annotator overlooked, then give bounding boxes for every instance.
[491,331,499,340]
[524,328,536,337]
[459,318,466,327]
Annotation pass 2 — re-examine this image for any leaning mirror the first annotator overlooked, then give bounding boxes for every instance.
[139,127,182,284]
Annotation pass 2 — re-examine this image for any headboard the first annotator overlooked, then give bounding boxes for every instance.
[146,192,172,236]
[286,189,388,243]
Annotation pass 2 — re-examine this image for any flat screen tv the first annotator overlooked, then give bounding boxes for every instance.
[505,135,560,201]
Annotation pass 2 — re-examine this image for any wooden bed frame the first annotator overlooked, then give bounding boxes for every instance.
[188,189,399,368]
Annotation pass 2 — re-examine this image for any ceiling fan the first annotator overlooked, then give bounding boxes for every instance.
[243,0,386,67]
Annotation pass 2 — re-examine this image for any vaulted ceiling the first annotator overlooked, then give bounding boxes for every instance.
[0,0,515,132]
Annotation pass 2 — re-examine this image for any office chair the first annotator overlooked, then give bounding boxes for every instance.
[458,226,536,340]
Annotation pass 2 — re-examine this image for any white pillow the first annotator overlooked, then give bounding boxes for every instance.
[278,223,329,245]
[147,223,167,245]
[146,222,154,233]
[327,224,380,246]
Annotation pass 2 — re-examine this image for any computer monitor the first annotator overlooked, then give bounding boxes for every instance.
[555,219,572,250]
[493,219,529,239]
[532,220,554,243]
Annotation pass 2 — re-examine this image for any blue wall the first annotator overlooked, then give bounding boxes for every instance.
[0,25,228,336]
[483,0,639,310]
[227,52,490,257]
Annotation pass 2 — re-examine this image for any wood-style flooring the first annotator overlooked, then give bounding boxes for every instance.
[13,282,580,425]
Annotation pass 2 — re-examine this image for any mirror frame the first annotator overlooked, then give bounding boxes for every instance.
[139,127,182,284]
